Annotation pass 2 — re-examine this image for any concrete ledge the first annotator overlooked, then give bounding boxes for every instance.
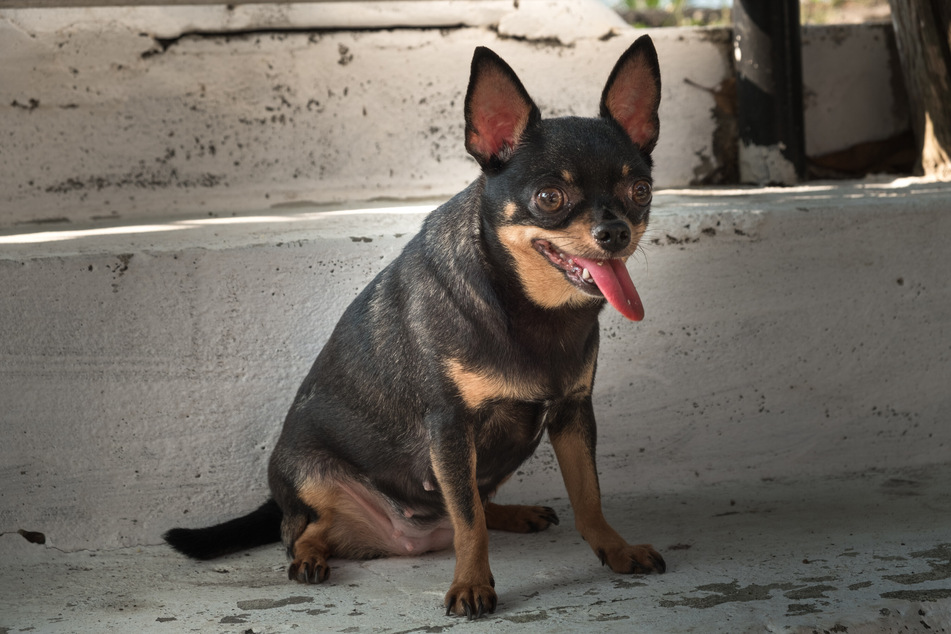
[1,178,949,552]
[1,6,908,226]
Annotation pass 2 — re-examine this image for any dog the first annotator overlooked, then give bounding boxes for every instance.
[165,35,665,620]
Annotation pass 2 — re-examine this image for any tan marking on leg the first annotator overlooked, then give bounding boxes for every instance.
[550,425,665,575]
[430,441,497,617]
[288,519,332,584]
[297,479,339,514]
[297,478,391,560]
[549,428,605,535]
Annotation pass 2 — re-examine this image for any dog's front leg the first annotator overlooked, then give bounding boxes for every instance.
[548,397,666,575]
[428,415,496,619]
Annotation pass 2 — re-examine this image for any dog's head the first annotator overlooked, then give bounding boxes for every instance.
[464,36,661,321]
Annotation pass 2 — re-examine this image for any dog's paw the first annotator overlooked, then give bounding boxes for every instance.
[444,580,497,619]
[597,543,666,575]
[485,503,560,533]
[518,505,560,532]
[288,557,331,584]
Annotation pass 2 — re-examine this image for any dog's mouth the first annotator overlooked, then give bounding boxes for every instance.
[532,240,644,321]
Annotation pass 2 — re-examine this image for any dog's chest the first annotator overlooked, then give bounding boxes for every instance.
[450,319,597,403]
[473,399,548,488]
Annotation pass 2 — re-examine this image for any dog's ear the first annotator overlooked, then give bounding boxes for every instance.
[600,35,661,155]
[464,47,541,169]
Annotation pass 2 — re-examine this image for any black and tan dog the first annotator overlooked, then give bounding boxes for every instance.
[165,35,665,619]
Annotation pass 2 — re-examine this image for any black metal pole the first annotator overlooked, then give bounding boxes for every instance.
[733,0,806,184]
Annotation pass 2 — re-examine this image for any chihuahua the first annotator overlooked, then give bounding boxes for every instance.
[165,35,665,619]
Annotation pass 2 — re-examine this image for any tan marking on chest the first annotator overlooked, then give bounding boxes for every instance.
[446,358,546,409]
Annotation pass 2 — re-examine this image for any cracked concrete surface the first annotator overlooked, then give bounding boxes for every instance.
[2,464,950,633]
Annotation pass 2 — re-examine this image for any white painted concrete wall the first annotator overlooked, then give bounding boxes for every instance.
[1,4,907,228]
[801,23,908,157]
[0,2,723,226]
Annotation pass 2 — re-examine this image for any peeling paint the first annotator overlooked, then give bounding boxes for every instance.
[612,578,647,590]
[235,596,313,610]
[219,614,250,623]
[786,602,823,616]
[885,544,951,585]
[739,141,799,185]
[880,588,951,601]
[501,610,549,623]
[660,581,799,609]
[686,75,738,186]
[784,584,837,600]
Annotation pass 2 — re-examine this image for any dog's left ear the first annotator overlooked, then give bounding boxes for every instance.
[465,47,541,170]
[600,35,662,155]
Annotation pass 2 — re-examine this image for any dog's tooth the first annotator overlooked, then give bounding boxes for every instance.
[582,268,593,282]
[423,480,434,491]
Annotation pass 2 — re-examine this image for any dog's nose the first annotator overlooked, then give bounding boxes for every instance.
[592,219,631,252]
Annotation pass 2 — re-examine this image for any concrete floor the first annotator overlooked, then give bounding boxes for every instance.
[2,463,950,634]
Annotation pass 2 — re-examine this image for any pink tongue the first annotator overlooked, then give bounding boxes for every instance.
[572,256,644,321]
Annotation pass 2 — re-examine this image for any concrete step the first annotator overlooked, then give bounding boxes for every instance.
[2,178,949,554]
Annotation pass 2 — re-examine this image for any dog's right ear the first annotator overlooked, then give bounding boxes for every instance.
[464,47,541,170]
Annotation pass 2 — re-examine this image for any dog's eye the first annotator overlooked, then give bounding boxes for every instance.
[631,180,652,206]
[534,187,566,213]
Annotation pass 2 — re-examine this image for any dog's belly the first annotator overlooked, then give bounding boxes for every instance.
[337,481,454,556]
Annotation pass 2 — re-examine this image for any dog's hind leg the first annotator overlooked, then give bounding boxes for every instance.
[270,463,335,584]
[282,476,401,584]
[484,502,559,533]
[277,487,333,584]
[286,514,333,584]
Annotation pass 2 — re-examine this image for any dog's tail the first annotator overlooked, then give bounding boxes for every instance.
[163,498,282,560]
